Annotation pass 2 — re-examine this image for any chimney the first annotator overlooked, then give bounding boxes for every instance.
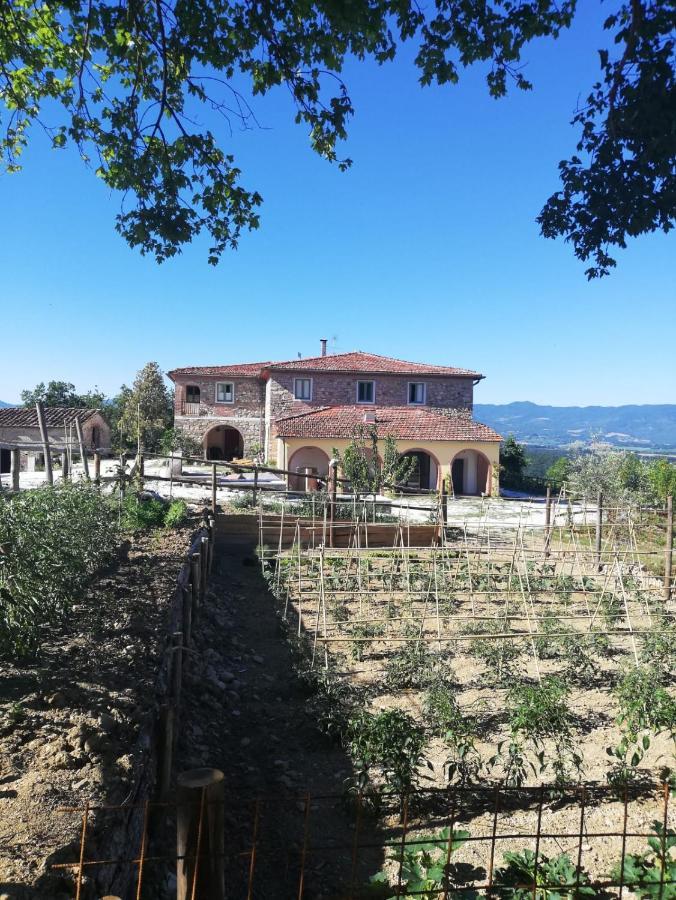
[320,338,327,357]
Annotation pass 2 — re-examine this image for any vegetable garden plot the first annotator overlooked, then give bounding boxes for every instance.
[260,515,675,796]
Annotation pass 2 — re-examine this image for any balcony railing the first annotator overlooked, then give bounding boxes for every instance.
[180,401,202,416]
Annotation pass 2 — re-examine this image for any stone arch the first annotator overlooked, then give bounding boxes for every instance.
[398,448,440,491]
[450,448,493,496]
[203,424,243,461]
[288,446,330,491]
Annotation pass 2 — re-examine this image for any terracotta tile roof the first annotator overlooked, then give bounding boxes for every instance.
[0,407,100,428]
[274,406,501,442]
[167,362,272,379]
[267,351,483,378]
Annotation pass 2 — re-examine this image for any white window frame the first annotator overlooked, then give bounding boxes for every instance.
[356,380,376,404]
[216,381,235,404]
[294,377,313,401]
[408,382,426,405]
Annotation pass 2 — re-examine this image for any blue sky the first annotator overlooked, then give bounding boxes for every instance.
[1,4,674,406]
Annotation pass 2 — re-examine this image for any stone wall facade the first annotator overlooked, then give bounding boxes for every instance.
[267,372,474,420]
[173,370,474,461]
[0,414,111,453]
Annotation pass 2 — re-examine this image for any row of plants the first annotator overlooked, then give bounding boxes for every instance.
[365,819,675,899]
[0,484,190,657]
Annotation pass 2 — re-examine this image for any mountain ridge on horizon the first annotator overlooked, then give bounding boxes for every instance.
[475,401,676,452]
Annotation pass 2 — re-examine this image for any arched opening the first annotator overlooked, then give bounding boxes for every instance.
[450,449,492,496]
[0,448,10,474]
[288,446,330,491]
[204,425,243,462]
[398,450,438,492]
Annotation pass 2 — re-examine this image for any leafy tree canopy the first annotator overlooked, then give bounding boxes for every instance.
[115,362,173,452]
[1,1,673,273]
[21,380,106,408]
[500,435,527,483]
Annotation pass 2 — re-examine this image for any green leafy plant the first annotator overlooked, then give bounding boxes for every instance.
[384,641,443,691]
[423,681,483,785]
[366,827,473,899]
[349,622,383,660]
[613,821,676,899]
[347,708,430,799]
[120,494,167,531]
[492,849,598,898]
[164,499,188,528]
[460,620,522,684]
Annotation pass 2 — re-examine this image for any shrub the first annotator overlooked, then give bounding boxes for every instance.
[164,499,188,528]
[121,494,167,531]
[0,484,118,656]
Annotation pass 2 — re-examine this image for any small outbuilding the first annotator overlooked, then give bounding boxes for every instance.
[0,407,111,473]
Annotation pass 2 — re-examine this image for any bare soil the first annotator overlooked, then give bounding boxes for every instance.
[0,523,194,899]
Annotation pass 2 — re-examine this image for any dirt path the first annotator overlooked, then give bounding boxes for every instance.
[174,534,385,899]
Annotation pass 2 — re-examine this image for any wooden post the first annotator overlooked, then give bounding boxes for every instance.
[207,516,216,574]
[138,452,145,487]
[60,450,69,481]
[441,479,448,527]
[211,463,217,514]
[74,417,90,481]
[595,492,603,572]
[200,536,209,599]
[544,485,552,558]
[182,585,192,649]
[94,451,101,484]
[119,454,126,499]
[157,703,174,800]
[190,552,201,619]
[177,768,225,900]
[664,495,673,602]
[328,460,338,549]
[10,448,20,492]
[35,401,53,485]
[253,466,259,506]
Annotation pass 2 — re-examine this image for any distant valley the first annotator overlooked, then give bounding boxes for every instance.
[475,402,676,453]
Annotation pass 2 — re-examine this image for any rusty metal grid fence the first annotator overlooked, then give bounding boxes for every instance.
[50,780,675,899]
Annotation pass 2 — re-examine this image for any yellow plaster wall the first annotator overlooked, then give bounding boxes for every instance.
[276,436,500,495]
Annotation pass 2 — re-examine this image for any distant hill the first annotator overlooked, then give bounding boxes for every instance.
[474,402,676,452]
[0,401,12,408]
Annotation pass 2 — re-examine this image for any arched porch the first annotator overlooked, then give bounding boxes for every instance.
[450,449,492,496]
[398,449,439,491]
[204,424,244,461]
[288,446,330,491]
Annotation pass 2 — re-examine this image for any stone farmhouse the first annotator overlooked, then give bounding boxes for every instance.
[168,345,502,495]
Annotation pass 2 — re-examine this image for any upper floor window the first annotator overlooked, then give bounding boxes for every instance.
[294,378,312,401]
[408,382,426,405]
[186,385,200,404]
[357,380,375,403]
[216,381,234,403]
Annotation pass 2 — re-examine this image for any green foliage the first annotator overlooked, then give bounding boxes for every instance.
[366,827,472,899]
[116,362,173,452]
[613,821,676,899]
[1,0,667,272]
[334,426,415,496]
[347,708,430,797]
[384,641,443,691]
[648,459,676,506]
[545,457,570,490]
[349,622,383,660]
[615,666,676,740]
[500,436,528,488]
[164,499,189,529]
[121,494,188,531]
[461,619,522,683]
[492,849,598,898]
[0,484,117,657]
[423,681,483,785]
[121,494,167,531]
[21,380,106,409]
[159,427,202,458]
[565,445,653,504]
[500,677,582,787]
[639,618,676,676]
